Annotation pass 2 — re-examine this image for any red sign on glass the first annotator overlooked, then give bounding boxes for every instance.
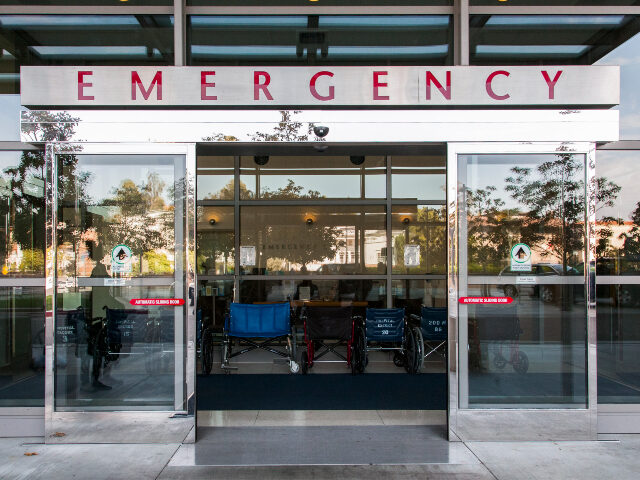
[459,297,513,304]
[129,298,185,306]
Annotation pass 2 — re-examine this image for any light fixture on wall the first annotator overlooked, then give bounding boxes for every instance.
[402,217,411,225]
[209,218,217,226]
[254,155,269,166]
[305,217,314,226]
[350,155,365,165]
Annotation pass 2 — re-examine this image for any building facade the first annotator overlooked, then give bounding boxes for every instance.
[1,0,640,444]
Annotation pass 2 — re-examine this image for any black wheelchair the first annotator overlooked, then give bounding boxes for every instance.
[353,307,422,374]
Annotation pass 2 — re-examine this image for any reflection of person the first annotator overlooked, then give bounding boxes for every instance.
[86,242,116,390]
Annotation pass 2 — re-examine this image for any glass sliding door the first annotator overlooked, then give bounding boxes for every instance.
[449,143,597,441]
[45,144,196,443]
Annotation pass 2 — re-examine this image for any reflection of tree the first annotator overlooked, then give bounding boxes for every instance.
[0,112,80,274]
[467,152,619,273]
[251,111,315,142]
[202,110,317,142]
[393,207,446,274]
[619,202,640,258]
[242,182,343,272]
[504,152,585,272]
[101,173,174,275]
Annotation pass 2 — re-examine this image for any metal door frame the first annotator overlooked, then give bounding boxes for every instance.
[44,142,196,443]
[447,142,597,441]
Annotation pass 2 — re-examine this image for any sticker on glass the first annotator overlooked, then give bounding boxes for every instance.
[111,244,133,273]
[404,244,420,267]
[510,243,532,272]
[240,246,256,266]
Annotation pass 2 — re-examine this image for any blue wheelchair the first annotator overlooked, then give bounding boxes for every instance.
[221,303,299,373]
[410,306,448,371]
[353,308,422,374]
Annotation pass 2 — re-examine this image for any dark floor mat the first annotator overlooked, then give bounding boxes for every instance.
[196,373,447,410]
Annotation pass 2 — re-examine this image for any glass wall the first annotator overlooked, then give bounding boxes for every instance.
[459,152,587,407]
[188,15,453,66]
[196,151,447,377]
[595,150,640,404]
[0,150,45,407]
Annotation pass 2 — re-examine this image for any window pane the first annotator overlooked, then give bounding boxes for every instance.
[240,205,386,274]
[391,205,446,274]
[392,278,446,316]
[391,155,446,201]
[197,156,235,200]
[190,1,451,5]
[0,1,171,4]
[0,151,45,277]
[470,14,640,65]
[596,149,640,403]
[461,153,587,407]
[240,155,385,200]
[471,1,640,4]
[189,15,453,66]
[0,15,174,93]
[0,286,44,407]
[196,278,233,333]
[54,285,176,410]
[239,278,386,308]
[57,154,178,279]
[197,206,235,275]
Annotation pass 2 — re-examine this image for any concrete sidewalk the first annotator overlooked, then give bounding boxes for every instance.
[1,434,640,480]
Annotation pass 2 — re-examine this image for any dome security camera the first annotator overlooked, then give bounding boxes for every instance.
[254,155,269,166]
[313,126,330,138]
[350,155,365,166]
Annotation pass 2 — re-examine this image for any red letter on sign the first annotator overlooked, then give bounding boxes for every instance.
[373,71,389,100]
[201,71,217,100]
[426,71,451,100]
[131,71,162,100]
[77,71,94,100]
[310,71,335,101]
[486,70,510,101]
[254,71,273,101]
[542,70,563,100]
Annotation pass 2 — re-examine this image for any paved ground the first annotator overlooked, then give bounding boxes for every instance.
[2,433,640,479]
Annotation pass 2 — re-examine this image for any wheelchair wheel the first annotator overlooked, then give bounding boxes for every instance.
[201,328,213,375]
[512,350,529,374]
[411,325,424,373]
[403,327,419,374]
[300,350,309,375]
[393,351,405,367]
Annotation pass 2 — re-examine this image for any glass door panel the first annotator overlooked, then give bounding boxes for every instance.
[53,153,187,411]
[458,152,588,408]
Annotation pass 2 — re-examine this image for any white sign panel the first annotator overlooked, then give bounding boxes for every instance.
[111,244,132,273]
[20,66,619,107]
[240,246,256,267]
[510,243,532,272]
[404,244,421,267]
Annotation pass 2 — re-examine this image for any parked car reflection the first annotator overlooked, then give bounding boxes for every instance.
[498,263,581,303]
